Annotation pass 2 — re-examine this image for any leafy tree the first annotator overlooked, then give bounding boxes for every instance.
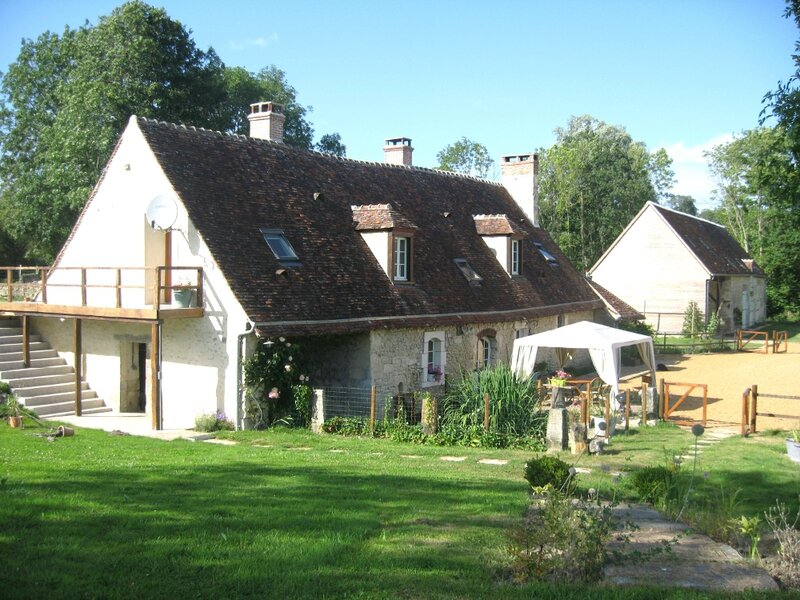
[316,132,346,156]
[436,137,494,178]
[664,194,698,215]
[0,1,329,263]
[538,115,660,272]
[707,126,800,316]
[649,147,676,203]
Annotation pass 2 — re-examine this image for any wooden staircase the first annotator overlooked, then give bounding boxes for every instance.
[0,319,110,417]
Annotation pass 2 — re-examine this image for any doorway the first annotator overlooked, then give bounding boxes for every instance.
[120,340,149,413]
[137,343,147,411]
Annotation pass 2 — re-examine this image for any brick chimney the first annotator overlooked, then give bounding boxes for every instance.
[384,137,413,166]
[248,101,285,143]
[500,153,539,227]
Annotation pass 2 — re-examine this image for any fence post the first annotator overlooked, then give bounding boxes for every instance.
[370,385,376,433]
[624,389,630,431]
[741,387,750,436]
[483,393,490,432]
[641,383,647,426]
[750,384,758,434]
[659,378,666,420]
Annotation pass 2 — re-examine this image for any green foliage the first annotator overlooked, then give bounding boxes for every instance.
[322,416,368,436]
[664,194,698,215]
[523,455,572,492]
[681,300,704,337]
[0,1,339,263]
[538,115,661,272]
[315,132,346,156]
[194,411,235,432]
[243,337,312,428]
[508,487,615,584]
[441,363,546,440]
[435,137,494,178]
[630,465,676,504]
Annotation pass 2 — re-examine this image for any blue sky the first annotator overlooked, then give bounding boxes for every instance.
[1,0,797,209]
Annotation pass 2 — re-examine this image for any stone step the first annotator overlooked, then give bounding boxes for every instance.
[0,334,42,346]
[0,364,74,380]
[6,372,77,389]
[0,349,58,363]
[15,381,90,398]
[0,341,48,354]
[23,389,98,408]
[0,356,65,372]
[33,399,110,417]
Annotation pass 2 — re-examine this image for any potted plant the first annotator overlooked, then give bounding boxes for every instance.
[0,392,39,428]
[173,275,196,308]
[787,429,800,463]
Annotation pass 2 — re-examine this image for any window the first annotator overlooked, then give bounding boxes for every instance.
[260,228,300,265]
[510,239,520,275]
[515,327,529,339]
[422,331,446,387]
[394,236,410,281]
[480,337,493,368]
[534,242,558,266]
[454,258,482,283]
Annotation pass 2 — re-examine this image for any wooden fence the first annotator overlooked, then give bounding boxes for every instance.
[736,329,789,354]
[741,384,800,436]
[662,381,708,426]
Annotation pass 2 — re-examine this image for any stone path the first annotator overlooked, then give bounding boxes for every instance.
[604,504,778,591]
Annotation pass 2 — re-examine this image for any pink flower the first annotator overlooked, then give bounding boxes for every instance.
[268,387,280,399]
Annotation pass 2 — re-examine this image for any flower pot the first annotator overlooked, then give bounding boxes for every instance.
[174,289,195,308]
[786,438,800,463]
[8,416,22,428]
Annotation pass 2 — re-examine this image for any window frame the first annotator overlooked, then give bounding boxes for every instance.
[260,228,300,265]
[422,331,446,387]
[510,238,521,275]
[391,233,414,283]
[454,258,483,283]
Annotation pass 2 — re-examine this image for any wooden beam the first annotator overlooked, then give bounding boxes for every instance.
[151,321,161,430]
[21,315,30,368]
[74,318,82,416]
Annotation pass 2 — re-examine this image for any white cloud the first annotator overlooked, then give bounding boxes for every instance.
[659,134,734,210]
[228,33,279,51]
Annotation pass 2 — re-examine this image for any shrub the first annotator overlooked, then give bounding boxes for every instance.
[508,487,615,584]
[322,416,368,436]
[764,496,800,591]
[630,465,675,504]
[523,455,572,491]
[682,301,704,337]
[194,411,235,432]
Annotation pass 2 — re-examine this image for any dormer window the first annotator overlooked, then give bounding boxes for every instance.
[260,228,300,266]
[473,214,525,277]
[393,236,410,281]
[454,258,482,284]
[534,242,558,266]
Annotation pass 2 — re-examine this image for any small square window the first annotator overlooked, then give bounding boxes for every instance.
[454,258,482,283]
[260,228,300,264]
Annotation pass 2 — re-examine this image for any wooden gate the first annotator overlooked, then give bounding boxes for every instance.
[741,384,800,436]
[662,381,707,426]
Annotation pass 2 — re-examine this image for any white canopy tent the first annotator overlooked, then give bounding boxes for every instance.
[510,321,656,397]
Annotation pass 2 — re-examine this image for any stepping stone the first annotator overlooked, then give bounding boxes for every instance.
[440,456,466,462]
[287,446,311,451]
[478,458,508,465]
[575,467,592,474]
[329,449,346,453]
[203,438,238,445]
[400,454,422,459]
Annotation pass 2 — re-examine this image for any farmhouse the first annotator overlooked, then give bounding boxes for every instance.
[588,201,766,334]
[0,102,603,429]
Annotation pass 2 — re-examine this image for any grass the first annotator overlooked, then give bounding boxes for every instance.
[0,420,795,599]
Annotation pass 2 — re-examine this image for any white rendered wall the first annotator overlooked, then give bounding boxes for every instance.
[360,231,390,278]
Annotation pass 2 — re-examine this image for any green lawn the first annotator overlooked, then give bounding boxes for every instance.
[0,422,794,599]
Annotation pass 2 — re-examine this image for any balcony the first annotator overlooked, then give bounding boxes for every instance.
[0,266,204,321]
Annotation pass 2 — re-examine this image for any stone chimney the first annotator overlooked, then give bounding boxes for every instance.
[384,137,413,166]
[500,153,539,227]
[248,101,285,143]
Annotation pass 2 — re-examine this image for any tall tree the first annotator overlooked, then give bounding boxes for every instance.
[315,133,346,156]
[707,127,800,315]
[436,137,494,178]
[538,115,660,272]
[0,1,328,263]
[665,194,698,215]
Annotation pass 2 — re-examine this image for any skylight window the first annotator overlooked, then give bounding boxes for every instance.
[260,228,300,265]
[534,242,558,266]
[454,258,482,283]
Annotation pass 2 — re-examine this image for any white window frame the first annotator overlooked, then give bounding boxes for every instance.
[421,331,446,387]
[393,236,410,282]
[479,337,494,368]
[510,239,520,275]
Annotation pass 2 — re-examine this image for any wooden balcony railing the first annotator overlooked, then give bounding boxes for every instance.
[0,266,203,312]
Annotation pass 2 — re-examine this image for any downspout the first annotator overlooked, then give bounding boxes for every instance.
[236,321,255,430]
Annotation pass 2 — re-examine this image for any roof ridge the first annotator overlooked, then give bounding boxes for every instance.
[648,200,725,229]
[134,115,504,186]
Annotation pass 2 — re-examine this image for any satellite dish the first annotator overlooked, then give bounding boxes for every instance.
[146,195,178,230]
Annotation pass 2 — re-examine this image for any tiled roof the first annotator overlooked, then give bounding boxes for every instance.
[473,214,527,236]
[652,204,765,276]
[137,118,602,335]
[585,279,644,321]
[351,204,417,231]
